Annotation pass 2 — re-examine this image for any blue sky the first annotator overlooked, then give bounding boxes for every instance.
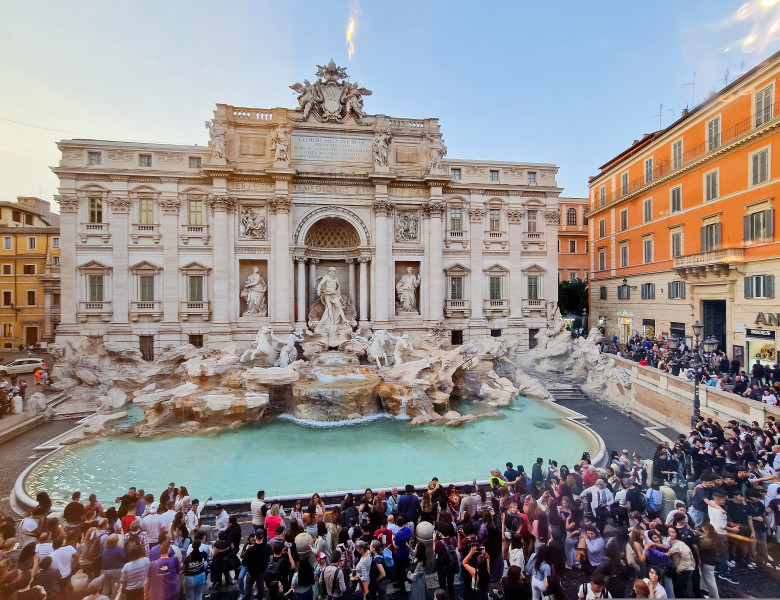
[1,0,779,204]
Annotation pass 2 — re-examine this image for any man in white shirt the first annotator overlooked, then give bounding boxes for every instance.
[250,490,265,528]
[708,492,739,584]
[577,573,612,599]
[183,496,210,533]
[50,530,79,589]
[159,500,177,535]
[141,502,163,546]
[580,479,614,535]
[19,506,46,548]
[214,503,230,532]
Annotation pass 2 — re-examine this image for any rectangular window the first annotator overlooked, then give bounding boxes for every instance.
[617,284,630,300]
[188,334,204,348]
[644,158,653,184]
[24,214,33,225]
[527,172,536,184]
[643,238,653,263]
[52,293,60,306]
[744,209,774,242]
[671,230,683,258]
[2,237,10,250]
[640,283,655,300]
[188,275,204,301]
[139,154,152,167]
[621,172,629,195]
[489,170,499,182]
[139,275,155,302]
[526,210,537,233]
[88,275,104,302]
[599,286,607,300]
[12,210,20,222]
[705,170,718,201]
[489,276,503,300]
[489,209,501,232]
[620,208,628,231]
[1,265,10,275]
[138,196,154,225]
[26,290,35,306]
[744,274,775,299]
[643,198,652,223]
[527,275,540,300]
[701,222,721,252]
[188,198,203,225]
[2,324,11,337]
[27,237,36,250]
[672,139,683,169]
[599,186,606,207]
[451,168,461,180]
[449,208,462,231]
[620,244,629,268]
[707,117,720,151]
[598,218,605,238]
[88,151,101,165]
[189,156,202,169]
[668,281,686,299]
[2,291,11,305]
[670,186,682,213]
[751,148,769,185]
[53,256,60,266]
[450,276,464,300]
[569,240,576,253]
[755,85,773,127]
[89,197,103,223]
[52,237,59,248]
[598,249,606,271]
[22,265,35,275]
[569,272,578,282]
[567,209,577,225]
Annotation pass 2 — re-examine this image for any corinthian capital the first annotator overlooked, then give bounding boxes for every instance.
[208,194,236,213]
[108,196,130,213]
[422,201,446,217]
[56,195,79,213]
[270,196,292,214]
[372,199,393,217]
[159,195,181,215]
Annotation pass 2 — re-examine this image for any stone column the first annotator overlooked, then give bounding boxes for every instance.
[208,194,236,335]
[295,256,307,325]
[308,258,319,308]
[347,258,356,307]
[468,203,485,322]
[55,195,79,336]
[358,256,370,325]
[270,196,292,329]
[425,199,445,322]
[373,199,393,326]
[159,195,181,326]
[108,194,131,343]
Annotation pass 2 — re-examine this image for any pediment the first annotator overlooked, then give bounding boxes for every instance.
[130,260,162,272]
[483,263,510,273]
[77,260,112,271]
[180,261,211,272]
[444,262,470,274]
[521,263,547,274]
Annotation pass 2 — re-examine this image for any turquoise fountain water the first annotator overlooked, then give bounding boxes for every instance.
[25,396,596,505]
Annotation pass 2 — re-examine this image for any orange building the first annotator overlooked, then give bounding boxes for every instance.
[588,51,780,373]
[557,196,589,282]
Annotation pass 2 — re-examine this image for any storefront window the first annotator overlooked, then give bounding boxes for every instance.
[746,328,776,373]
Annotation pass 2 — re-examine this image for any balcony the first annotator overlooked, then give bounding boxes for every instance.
[77,300,112,322]
[522,231,546,250]
[444,298,470,318]
[673,247,745,279]
[483,230,507,249]
[180,224,210,245]
[130,300,163,322]
[180,300,211,321]
[444,230,468,249]
[522,298,546,317]
[483,298,509,317]
[79,222,111,244]
[131,223,161,244]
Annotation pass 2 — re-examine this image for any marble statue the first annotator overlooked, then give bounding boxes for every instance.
[290,61,372,124]
[396,267,421,313]
[271,124,291,163]
[240,266,267,317]
[353,329,399,368]
[240,326,276,363]
[372,131,391,167]
[315,267,347,326]
[205,120,226,159]
[240,208,266,239]
[289,79,321,119]
[271,329,305,367]
[427,133,447,171]
[395,212,418,242]
[394,333,415,365]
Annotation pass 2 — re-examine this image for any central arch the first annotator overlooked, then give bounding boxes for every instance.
[305,217,360,248]
[294,206,371,247]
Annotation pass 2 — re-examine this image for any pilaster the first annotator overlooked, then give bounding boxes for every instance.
[424,192,445,323]
[54,195,79,335]
[208,194,236,338]
[270,196,293,331]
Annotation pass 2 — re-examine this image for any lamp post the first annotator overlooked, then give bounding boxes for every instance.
[582,307,588,335]
[691,320,704,429]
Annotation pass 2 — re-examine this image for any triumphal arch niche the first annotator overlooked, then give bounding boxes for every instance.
[55,59,560,353]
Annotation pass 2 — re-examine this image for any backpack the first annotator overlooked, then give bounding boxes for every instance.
[646,490,659,511]
[124,532,143,557]
[382,547,395,579]
[435,539,459,575]
[579,582,609,598]
[266,555,283,577]
[86,533,103,567]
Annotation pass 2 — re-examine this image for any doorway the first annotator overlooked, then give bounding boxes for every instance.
[24,326,38,347]
[139,335,154,361]
[702,299,727,352]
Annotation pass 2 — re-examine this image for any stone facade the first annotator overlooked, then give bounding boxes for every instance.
[52,63,561,357]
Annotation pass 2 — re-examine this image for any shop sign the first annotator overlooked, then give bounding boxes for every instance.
[746,328,776,339]
[754,312,780,326]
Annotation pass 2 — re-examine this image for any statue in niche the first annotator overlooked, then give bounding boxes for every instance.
[204,120,226,159]
[309,267,358,348]
[396,267,421,314]
[427,133,447,171]
[394,333,415,365]
[372,131,391,167]
[315,267,347,326]
[240,207,266,239]
[271,124,291,163]
[240,266,267,317]
[395,212,418,242]
[271,328,306,367]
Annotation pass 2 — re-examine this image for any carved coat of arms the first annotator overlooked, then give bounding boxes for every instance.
[290,60,372,125]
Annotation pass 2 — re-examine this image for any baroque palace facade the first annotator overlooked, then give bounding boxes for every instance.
[588,51,780,374]
[53,62,561,358]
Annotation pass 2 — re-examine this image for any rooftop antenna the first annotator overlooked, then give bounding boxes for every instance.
[722,68,730,85]
[652,103,663,129]
[683,71,696,109]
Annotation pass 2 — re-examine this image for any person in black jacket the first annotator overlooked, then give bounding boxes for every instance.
[242,529,274,600]
[397,485,420,524]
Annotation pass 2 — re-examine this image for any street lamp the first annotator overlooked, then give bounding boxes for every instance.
[582,307,588,334]
[690,320,704,429]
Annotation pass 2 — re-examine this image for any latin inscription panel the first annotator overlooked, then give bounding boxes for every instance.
[293,135,371,163]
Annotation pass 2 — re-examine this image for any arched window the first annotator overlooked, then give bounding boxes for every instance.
[567,208,577,225]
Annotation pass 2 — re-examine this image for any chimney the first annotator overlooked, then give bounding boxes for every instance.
[681,108,689,118]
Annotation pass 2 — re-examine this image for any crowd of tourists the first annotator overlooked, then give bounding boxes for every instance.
[3,423,780,600]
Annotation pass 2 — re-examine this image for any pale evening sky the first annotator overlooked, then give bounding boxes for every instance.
[1,0,780,205]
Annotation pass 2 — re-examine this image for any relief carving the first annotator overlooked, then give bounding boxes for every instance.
[108,196,130,212]
[107,150,134,161]
[159,196,181,214]
[545,210,561,224]
[395,211,419,242]
[507,209,523,223]
[239,207,267,239]
[290,60,372,124]
[63,150,83,159]
[157,152,184,164]
[465,166,486,176]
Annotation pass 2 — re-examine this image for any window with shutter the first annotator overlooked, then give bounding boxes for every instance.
[707,117,721,151]
[751,149,769,185]
[755,86,773,127]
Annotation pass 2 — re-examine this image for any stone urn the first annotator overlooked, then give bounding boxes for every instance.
[414,520,436,573]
